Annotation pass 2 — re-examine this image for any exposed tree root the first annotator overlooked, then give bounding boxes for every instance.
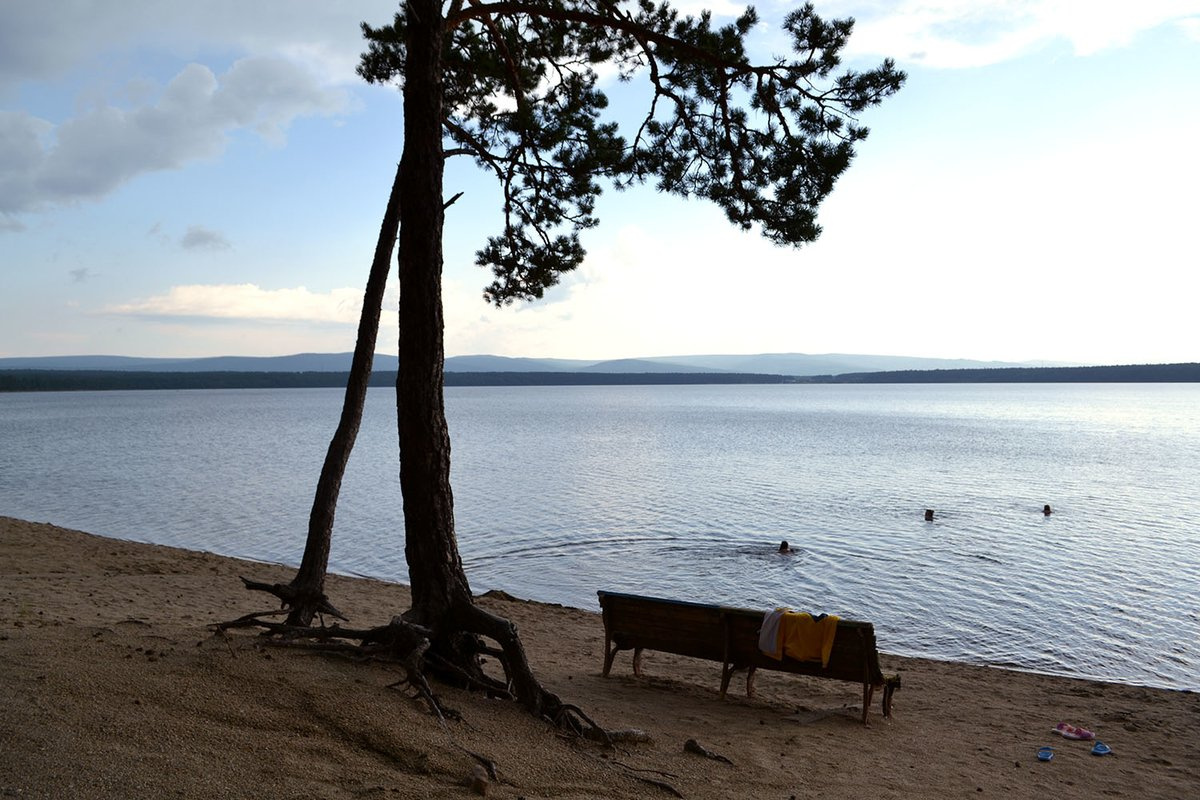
[238,576,347,622]
[217,599,675,796]
[684,738,733,764]
[583,754,683,797]
[215,601,639,743]
[634,775,685,798]
[449,601,648,744]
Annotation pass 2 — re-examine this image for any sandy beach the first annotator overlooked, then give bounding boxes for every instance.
[2,515,1196,799]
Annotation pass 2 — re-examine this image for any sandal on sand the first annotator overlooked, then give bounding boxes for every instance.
[1038,746,1054,762]
[1053,722,1096,740]
[1091,741,1112,756]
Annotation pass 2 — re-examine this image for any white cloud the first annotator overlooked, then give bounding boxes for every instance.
[0,111,52,214]
[213,57,348,143]
[0,58,347,215]
[106,283,380,325]
[829,0,1200,67]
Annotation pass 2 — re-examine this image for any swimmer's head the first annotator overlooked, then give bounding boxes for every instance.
[779,540,791,553]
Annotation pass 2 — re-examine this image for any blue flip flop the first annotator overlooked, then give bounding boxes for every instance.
[1091,741,1112,756]
[1038,746,1054,762]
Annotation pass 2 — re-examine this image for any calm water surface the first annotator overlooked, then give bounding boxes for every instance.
[2,383,1197,691]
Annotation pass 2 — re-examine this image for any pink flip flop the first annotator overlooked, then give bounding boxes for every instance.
[1053,722,1096,740]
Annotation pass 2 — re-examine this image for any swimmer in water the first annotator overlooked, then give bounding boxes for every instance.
[778,540,793,554]
[1043,504,1052,516]
[924,509,935,522]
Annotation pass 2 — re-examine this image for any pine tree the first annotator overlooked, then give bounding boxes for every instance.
[238,1,904,730]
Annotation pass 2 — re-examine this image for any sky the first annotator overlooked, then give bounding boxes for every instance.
[2,1,1199,366]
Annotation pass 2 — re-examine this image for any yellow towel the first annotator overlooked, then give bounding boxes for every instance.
[779,612,840,667]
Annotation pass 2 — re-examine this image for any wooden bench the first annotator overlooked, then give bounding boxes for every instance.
[597,590,900,724]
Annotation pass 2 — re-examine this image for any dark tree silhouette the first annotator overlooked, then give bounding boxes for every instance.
[233,0,904,732]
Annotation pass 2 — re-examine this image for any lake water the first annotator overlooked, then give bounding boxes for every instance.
[2,383,1197,691]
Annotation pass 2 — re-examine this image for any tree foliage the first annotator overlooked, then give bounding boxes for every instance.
[359,1,905,304]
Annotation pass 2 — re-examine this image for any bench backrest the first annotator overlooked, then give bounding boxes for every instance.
[599,591,729,661]
[598,590,886,686]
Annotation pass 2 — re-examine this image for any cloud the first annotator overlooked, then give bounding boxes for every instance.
[180,225,231,251]
[0,57,347,215]
[441,208,810,360]
[673,0,748,16]
[829,0,1200,68]
[105,283,383,325]
[146,222,171,246]
[0,1,400,91]
[69,268,93,283]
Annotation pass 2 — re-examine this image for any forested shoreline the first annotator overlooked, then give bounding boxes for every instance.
[0,362,1196,392]
[821,362,1200,383]
[0,370,790,391]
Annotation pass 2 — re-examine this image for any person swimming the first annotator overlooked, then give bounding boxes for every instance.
[1043,504,1052,515]
[924,509,935,521]
[778,540,793,554]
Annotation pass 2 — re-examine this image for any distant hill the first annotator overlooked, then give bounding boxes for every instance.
[0,353,402,373]
[0,351,1071,376]
[575,358,725,373]
[439,354,581,372]
[634,352,1055,375]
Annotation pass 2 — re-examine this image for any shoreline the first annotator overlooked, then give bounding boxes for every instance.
[24,522,1191,697]
[3,515,1197,799]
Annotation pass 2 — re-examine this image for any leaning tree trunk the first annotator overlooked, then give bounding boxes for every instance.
[283,161,405,625]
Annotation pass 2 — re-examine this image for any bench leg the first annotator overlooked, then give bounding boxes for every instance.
[882,675,900,718]
[602,635,617,677]
[745,666,757,699]
[632,647,644,677]
[862,682,874,725]
[720,664,734,698]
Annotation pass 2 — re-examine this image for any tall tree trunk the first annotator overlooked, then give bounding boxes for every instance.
[396,0,475,631]
[384,3,598,727]
[284,161,405,626]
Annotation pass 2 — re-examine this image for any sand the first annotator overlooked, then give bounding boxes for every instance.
[2,515,1196,799]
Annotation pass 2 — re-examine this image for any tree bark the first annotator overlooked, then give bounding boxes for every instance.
[284,161,405,626]
[392,4,592,723]
[396,0,475,631]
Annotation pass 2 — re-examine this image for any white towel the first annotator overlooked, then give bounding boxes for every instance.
[759,607,788,659]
